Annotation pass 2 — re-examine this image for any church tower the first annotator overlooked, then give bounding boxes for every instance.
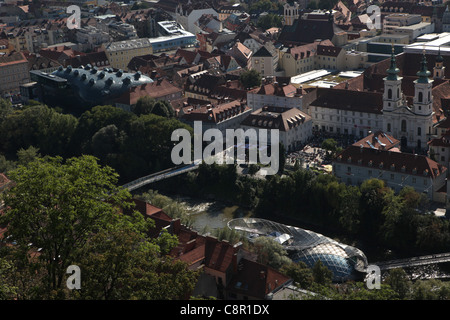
[433,49,446,80]
[283,2,299,26]
[383,46,403,114]
[413,52,434,150]
[414,52,433,116]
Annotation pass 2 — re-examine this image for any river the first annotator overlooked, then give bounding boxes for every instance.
[157,192,450,281]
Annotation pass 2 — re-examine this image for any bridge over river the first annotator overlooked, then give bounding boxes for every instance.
[373,252,450,271]
[121,161,201,192]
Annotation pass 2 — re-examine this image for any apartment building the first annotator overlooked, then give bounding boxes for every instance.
[333,142,447,202]
[0,51,29,96]
[103,38,153,70]
[247,81,305,111]
[250,43,278,77]
[240,106,313,152]
[75,26,111,50]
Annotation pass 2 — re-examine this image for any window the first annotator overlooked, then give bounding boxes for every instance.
[388,88,392,99]
[418,92,423,103]
[418,127,421,136]
[401,120,407,132]
[390,174,394,180]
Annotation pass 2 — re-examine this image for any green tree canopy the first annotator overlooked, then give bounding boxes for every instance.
[239,69,262,89]
[0,155,133,295]
[252,236,292,269]
[0,105,78,157]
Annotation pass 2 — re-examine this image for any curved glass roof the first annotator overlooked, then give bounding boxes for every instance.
[52,65,153,106]
[227,218,368,282]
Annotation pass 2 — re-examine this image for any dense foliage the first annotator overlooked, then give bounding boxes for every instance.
[0,101,191,184]
[0,156,199,299]
[158,163,450,256]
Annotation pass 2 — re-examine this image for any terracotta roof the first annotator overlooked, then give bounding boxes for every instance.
[317,45,342,57]
[116,78,182,105]
[204,236,237,273]
[286,40,333,60]
[181,99,250,124]
[0,51,27,67]
[335,145,447,179]
[175,48,199,65]
[311,88,383,114]
[63,51,110,69]
[353,131,400,151]
[241,106,311,132]
[253,82,299,97]
[226,258,291,299]
[278,18,345,45]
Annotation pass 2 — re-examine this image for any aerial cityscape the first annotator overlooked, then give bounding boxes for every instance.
[2,0,450,306]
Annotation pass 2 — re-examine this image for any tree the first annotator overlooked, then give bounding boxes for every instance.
[16,146,41,166]
[133,96,156,116]
[239,69,262,89]
[257,13,283,30]
[0,105,78,157]
[280,262,314,289]
[311,260,333,286]
[252,236,292,269]
[0,155,133,296]
[152,100,175,118]
[0,98,13,123]
[384,268,411,299]
[74,222,197,300]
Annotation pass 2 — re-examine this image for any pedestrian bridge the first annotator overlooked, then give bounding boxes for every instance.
[373,252,450,271]
[121,161,200,191]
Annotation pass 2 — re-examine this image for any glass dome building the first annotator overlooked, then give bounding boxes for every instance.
[227,218,368,282]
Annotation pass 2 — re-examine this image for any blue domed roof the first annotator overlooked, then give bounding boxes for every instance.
[52,65,153,106]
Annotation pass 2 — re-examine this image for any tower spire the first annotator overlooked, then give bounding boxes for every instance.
[416,50,431,83]
[386,44,399,81]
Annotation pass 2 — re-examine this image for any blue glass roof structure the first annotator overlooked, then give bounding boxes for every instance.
[52,65,153,107]
[227,218,368,282]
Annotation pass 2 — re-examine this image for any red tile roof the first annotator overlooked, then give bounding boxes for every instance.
[226,258,291,299]
[353,131,399,151]
[241,106,311,132]
[312,87,383,114]
[204,236,237,273]
[335,145,447,179]
[181,99,250,124]
[115,78,182,105]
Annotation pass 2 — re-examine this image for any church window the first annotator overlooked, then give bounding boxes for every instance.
[388,89,392,99]
[401,120,407,132]
[418,127,421,136]
[418,92,423,103]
